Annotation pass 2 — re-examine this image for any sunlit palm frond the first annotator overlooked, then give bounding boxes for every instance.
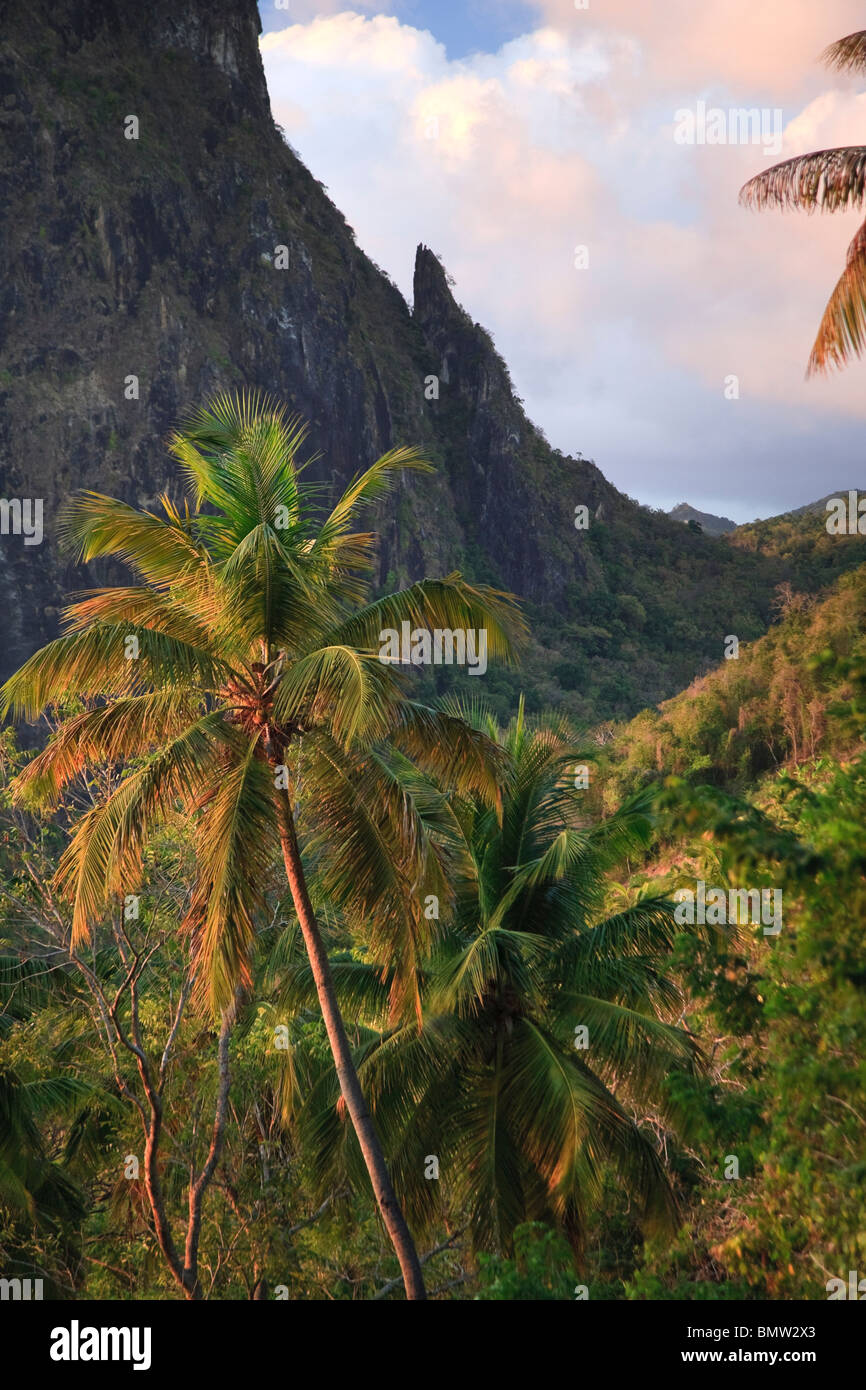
[314,447,434,548]
[12,689,204,809]
[59,489,209,579]
[0,625,227,722]
[169,390,313,518]
[808,216,866,373]
[390,700,506,811]
[330,573,527,666]
[298,738,429,1005]
[184,735,278,1014]
[273,645,399,746]
[54,714,230,945]
[822,30,866,74]
[739,146,866,213]
[59,586,228,666]
[215,521,334,652]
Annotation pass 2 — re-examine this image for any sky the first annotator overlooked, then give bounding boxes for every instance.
[257,1,866,521]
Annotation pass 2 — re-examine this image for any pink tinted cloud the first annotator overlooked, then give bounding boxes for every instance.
[261,7,866,511]
[533,0,866,99]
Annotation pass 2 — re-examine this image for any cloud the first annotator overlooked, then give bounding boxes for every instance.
[261,8,866,517]
[530,0,866,99]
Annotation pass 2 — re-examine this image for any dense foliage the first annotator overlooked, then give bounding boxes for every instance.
[1,397,863,1300]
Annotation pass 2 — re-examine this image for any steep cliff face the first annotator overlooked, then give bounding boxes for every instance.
[0,0,456,674]
[412,245,617,604]
[0,0,835,715]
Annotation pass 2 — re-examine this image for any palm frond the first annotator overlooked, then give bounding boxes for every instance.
[808,216,866,372]
[169,389,313,517]
[273,645,399,747]
[822,30,866,74]
[60,585,218,648]
[54,714,230,944]
[0,625,228,721]
[314,446,434,547]
[13,690,203,809]
[183,734,278,1015]
[455,1059,526,1251]
[549,994,700,1093]
[739,147,866,213]
[298,738,431,1007]
[59,491,209,584]
[427,926,551,1016]
[506,1020,677,1232]
[274,956,394,1028]
[390,701,506,810]
[330,573,527,666]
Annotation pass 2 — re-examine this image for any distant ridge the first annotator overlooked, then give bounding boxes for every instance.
[668,502,736,535]
[756,490,865,523]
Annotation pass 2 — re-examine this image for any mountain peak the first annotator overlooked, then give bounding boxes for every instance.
[412,245,464,334]
[669,502,736,535]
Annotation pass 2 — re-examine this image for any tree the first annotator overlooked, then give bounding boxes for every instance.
[0,390,525,1299]
[283,702,702,1256]
[740,30,866,374]
[0,1063,88,1294]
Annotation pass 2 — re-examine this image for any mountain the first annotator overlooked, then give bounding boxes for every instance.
[1,0,863,719]
[766,491,863,520]
[727,490,866,591]
[668,503,736,535]
[599,562,866,801]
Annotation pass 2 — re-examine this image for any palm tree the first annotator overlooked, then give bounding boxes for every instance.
[0,1064,89,1296]
[740,30,866,374]
[0,391,525,1299]
[279,702,702,1258]
[0,1065,87,1226]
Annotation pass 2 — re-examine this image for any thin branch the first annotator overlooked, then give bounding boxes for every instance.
[372,1229,466,1300]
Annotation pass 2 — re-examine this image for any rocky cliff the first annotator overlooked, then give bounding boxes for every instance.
[0,0,843,716]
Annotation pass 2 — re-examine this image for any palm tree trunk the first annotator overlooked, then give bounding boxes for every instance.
[273,785,427,1301]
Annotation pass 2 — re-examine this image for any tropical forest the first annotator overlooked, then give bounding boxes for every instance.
[0,0,864,1334]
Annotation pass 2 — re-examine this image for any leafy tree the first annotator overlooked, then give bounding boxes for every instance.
[474,1222,576,1300]
[0,1063,88,1293]
[0,391,525,1299]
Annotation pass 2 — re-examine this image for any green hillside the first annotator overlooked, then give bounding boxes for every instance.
[597,564,866,805]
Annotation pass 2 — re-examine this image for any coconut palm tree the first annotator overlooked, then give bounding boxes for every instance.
[740,30,866,374]
[0,391,525,1300]
[278,702,703,1257]
[0,1065,87,1227]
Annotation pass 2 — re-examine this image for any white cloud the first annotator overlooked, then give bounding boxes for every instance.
[261,9,866,517]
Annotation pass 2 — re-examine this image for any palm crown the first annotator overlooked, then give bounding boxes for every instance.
[279,703,702,1254]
